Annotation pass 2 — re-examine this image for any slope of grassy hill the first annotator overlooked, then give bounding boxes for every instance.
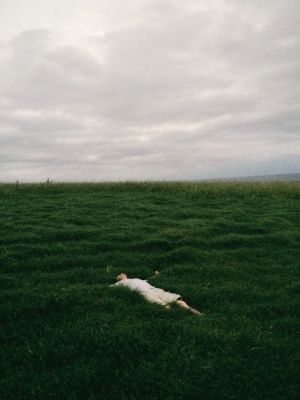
[0,182,299,400]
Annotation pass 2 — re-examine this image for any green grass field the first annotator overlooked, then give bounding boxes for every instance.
[1,182,299,400]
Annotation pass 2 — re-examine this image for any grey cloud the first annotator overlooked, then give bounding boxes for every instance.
[0,0,299,181]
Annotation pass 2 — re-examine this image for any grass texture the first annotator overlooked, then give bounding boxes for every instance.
[0,182,299,400]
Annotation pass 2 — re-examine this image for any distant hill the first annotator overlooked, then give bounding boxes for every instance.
[218,173,300,182]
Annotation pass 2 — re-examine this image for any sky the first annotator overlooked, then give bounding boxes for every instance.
[0,0,299,181]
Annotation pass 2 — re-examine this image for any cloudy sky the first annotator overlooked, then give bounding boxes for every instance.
[0,0,299,181]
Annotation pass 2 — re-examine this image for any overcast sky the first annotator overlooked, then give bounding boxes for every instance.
[0,0,299,181]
